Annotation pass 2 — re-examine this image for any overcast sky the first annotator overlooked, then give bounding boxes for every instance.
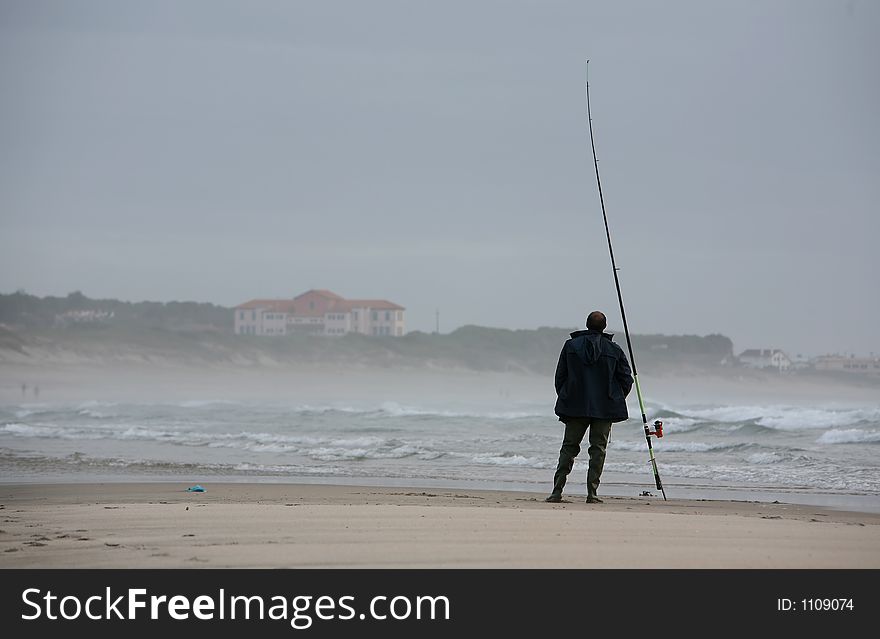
[1,0,877,357]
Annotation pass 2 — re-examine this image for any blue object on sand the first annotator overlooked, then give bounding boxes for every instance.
[186,485,206,492]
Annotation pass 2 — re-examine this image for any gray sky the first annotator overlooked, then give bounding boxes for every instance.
[1,0,877,357]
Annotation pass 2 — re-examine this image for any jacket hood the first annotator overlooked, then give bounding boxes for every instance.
[568,329,614,365]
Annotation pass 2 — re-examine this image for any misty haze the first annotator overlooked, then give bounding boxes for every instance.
[0,1,879,574]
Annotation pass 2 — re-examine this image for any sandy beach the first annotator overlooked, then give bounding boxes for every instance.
[1,482,878,568]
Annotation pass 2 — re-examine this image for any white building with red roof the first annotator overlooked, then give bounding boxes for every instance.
[737,348,792,371]
[234,290,405,337]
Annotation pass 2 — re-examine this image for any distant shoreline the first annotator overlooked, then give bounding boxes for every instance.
[3,354,878,407]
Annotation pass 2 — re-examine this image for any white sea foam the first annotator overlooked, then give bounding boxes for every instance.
[746,452,785,464]
[293,401,546,420]
[377,401,546,420]
[77,409,115,419]
[609,440,731,453]
[678,405,768,423]
[231,462,343,475]
[2,422,111,440]
[2,423,46,436]
[77,400,118,409]
[673,405,880,430]
[12,403,56,418]
[756,409,876,430]
[0,421,411,454]
[656,417,701,432]
[816,429,880,445]
[470,453,550,468]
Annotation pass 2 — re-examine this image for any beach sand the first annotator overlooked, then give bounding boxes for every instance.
[1,482,878,568]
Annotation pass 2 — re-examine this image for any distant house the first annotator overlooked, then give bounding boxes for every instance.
[234,289,405,337]
[738,349,792,371]
[812,355,880,375]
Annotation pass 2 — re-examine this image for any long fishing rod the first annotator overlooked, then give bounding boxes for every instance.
[584,61,666,500]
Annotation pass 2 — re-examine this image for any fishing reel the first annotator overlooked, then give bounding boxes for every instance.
[646,419,664,438]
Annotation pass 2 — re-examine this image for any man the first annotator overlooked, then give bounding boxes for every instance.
[546,311,633,504]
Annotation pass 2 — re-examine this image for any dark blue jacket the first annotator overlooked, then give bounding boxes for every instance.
[554,329,634,423]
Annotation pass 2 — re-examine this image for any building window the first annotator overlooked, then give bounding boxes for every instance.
[372,311,378,321]
[251,311,256,321]
[353,311,358,320]
[397,311,402,321]
[385,311,390,321]
[239,311,244,320]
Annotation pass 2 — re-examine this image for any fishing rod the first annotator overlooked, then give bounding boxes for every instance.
[584,61,666,500]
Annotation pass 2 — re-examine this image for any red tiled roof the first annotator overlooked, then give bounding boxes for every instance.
[293,289,344,301]
[236,292,403,314]
[329,299,405,312]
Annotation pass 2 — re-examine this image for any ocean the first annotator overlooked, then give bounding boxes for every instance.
[2,397,879,512]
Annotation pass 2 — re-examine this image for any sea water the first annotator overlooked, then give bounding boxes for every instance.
[1,398,879,512]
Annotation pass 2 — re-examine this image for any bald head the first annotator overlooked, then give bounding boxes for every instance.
[586,311,607,331]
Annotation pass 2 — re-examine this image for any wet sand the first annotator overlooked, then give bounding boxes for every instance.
[1,482,878,568]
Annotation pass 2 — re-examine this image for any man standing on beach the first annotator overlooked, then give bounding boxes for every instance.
[546,311,633,504]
